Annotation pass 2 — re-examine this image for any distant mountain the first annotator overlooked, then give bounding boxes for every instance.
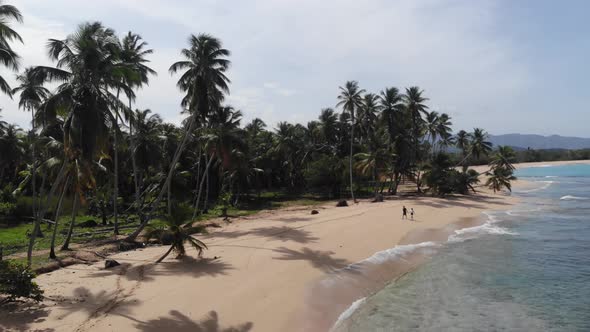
[488,134,590,150]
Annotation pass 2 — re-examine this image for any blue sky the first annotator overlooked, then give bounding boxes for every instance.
[1,0,589,136]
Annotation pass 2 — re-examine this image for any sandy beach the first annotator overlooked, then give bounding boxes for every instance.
[2,160,589,332]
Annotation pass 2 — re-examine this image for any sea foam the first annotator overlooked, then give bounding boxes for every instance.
[560,195,588,200]
[331,297,366,331]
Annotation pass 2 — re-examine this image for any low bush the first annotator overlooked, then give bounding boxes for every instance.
[0,260,44,303]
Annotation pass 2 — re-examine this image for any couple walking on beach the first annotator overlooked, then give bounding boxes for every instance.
[402,206,414,220]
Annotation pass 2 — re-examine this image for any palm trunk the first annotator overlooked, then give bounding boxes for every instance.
[113,90,121,235]
[349,113,356,202]
[191,145,202,219]
[126,114,197,242]
[27,107,38,267]
[61,191,79,251]
[156,245,175,263]
[130,99,141,213]
[167,181,172,215]
[193,154,214,218]
[49,175,69,259]
[204,160,211,213]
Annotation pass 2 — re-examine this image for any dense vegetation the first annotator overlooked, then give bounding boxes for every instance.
[0,1,518,287]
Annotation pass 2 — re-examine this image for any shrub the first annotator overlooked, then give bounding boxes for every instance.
[0,202,16,217]
[0,260,44,303]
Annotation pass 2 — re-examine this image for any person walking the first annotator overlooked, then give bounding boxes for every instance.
[402,206,408,220]
[410,208,415,220]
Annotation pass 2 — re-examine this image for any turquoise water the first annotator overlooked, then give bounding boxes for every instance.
[339,164,590,331]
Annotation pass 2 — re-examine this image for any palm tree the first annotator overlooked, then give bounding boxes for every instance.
[0,1,22,96]
[127,33,231,242]
[470,128,493,161]
[28,22,126,262]
[317,108,339,147]
[0,123,24,180]
[403,86,429,192]
[425,110,439,155]
[489,145,516,171]
[12,67,50,266]
[120,32,156,218]
[336,81,365,202]
[455,130,471,156]
[436,113,453,152]
[486,166,516,193]
[379,87,404,142]
[145,203,207,263]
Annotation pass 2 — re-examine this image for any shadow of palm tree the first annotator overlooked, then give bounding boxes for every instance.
[273,247,351,272]
[84,257,233,283]
[208,226,318,244]
[133,310,253,332]
[55,286,141,321]
[0,302,53,332]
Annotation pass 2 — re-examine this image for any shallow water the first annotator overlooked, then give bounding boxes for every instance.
[336,164,590,331]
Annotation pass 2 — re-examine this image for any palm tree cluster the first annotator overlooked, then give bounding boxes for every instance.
[0,6,516,266]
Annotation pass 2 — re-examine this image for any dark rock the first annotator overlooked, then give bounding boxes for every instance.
[118,241,143,251]
[104,259,120,269]
[311,210,319,215]
[79,219,98,228]
[336,200,348,207]
[372,194,384,203]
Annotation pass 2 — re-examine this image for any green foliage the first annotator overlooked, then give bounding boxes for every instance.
[146,202,207,262]
[304,155,345,197]
[0,260,44,303]
[0,201,16,218]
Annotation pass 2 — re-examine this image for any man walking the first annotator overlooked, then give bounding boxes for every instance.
[402,206,408,219]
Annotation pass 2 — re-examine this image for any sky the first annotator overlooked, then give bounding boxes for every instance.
[1,0,589,137]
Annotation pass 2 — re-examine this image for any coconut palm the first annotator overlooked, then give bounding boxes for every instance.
[127,33,231,241]
[378,87,404,143]
[436,113,453,152]
[120,32,156,218]
[470,128,493,161]
[455,130,471,156]
[0,1,22,96]
[336,80,365,202]
[486,166,516,193]
[425,110,439,154]
[489,145,516,171]
[403,86,429,156]
[12,67,50,266]
[403,86,429,192]
[145,203,207,263]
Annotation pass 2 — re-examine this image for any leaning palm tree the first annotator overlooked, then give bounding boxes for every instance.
[336,81,365,202]
[145,203,207,263]
[489,145,516,171]
[12,68,50,266]
[0,1,22,96]
[486,166,516,193]
[127,33,231,242]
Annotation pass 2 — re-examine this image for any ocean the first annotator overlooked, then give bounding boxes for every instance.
[335,164,590,331]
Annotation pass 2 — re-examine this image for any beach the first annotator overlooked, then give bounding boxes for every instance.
[2,160,589,332]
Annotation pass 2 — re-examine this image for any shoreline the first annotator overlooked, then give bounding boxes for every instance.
[4,160,583,332]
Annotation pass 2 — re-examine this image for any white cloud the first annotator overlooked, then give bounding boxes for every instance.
[2,0,534,135]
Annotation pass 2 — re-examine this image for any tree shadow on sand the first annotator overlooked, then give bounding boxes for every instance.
[208,226,318,244]
[54,286,141,321]
[133,310,253,332]
[272,247,352,273]
[0,302,53,332]
[84,257,233,283]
